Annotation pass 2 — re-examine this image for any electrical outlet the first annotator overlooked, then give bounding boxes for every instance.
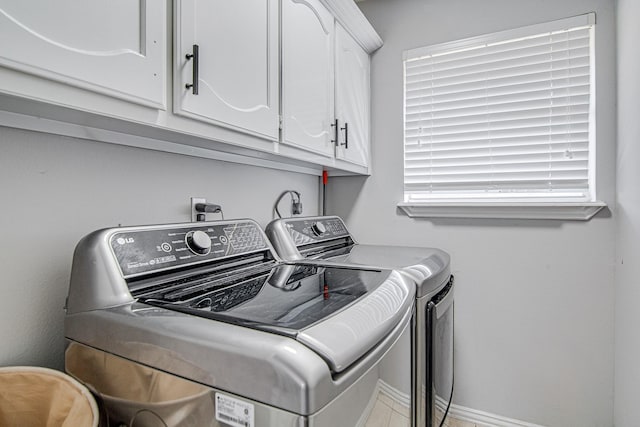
[191,197,206,222]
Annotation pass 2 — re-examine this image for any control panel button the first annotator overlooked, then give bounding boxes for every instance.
[186,230,212,255]
[311,221,326,236]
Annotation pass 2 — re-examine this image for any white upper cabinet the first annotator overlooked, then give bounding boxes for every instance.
[0,0,381,175]
[175,0,279,141]
[335,23,370,167]
[0,0,166,108]
[281,0,335,157]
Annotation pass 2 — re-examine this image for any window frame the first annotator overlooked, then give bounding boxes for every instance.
[398,13,605,220]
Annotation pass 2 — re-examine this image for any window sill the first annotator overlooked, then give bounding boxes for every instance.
[397,201,607,220]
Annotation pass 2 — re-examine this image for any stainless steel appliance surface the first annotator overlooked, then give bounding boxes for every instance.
[266,216,454,427]
[64,219,415,427]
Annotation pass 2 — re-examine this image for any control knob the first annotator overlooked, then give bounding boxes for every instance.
[186,230,212,255]
[311,221,326,236]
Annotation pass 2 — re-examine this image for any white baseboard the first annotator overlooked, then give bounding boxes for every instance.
[448,403,547,427]
[354,381,544,427]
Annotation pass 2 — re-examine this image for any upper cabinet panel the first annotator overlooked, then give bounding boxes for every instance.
[0,0,166,108]
[175,0,279,141]
[0,0,378,176]
[335,23,370,167]
[281,0,335,157]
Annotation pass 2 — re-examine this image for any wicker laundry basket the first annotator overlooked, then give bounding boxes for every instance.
[65,343,213,426]
[0,366,98,427]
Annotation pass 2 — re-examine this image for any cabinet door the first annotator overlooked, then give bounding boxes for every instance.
[0,0,165,108]
[335,24,370,167]
[281,0,335,157]
[175,0,279,141]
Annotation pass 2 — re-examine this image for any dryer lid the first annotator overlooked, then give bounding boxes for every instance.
[329,245,451,298]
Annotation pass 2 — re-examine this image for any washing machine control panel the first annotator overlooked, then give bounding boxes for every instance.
[110,221,268,278]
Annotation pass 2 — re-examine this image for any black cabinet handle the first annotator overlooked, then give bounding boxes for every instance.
[331,119,339,146]
[340,122,348,149]
[185,44,199,95]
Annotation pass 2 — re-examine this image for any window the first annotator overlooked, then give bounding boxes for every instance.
[400,14,605,219]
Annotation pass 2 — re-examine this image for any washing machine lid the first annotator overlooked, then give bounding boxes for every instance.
[134,263,414,373]
[293,266,413,372]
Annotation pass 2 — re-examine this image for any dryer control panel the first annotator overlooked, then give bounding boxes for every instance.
[280,216,350,247]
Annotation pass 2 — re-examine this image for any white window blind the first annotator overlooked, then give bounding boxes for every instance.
[403,14,596,203]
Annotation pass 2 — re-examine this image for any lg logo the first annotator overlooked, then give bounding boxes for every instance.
[116,237,135,245]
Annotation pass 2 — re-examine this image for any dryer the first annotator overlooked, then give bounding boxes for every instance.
[266,215,454,427]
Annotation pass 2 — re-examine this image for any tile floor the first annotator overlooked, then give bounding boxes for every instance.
[363,391,480,427]
[440,415,481,427]
[436,407,488,427]
[363,390,410,427]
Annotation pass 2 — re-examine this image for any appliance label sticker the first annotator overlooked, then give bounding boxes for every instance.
[215,393,254,427]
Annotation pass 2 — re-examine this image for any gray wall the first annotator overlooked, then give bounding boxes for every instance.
[328,1,617,426]
[0,126,319,369]
[614,0,640,425]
